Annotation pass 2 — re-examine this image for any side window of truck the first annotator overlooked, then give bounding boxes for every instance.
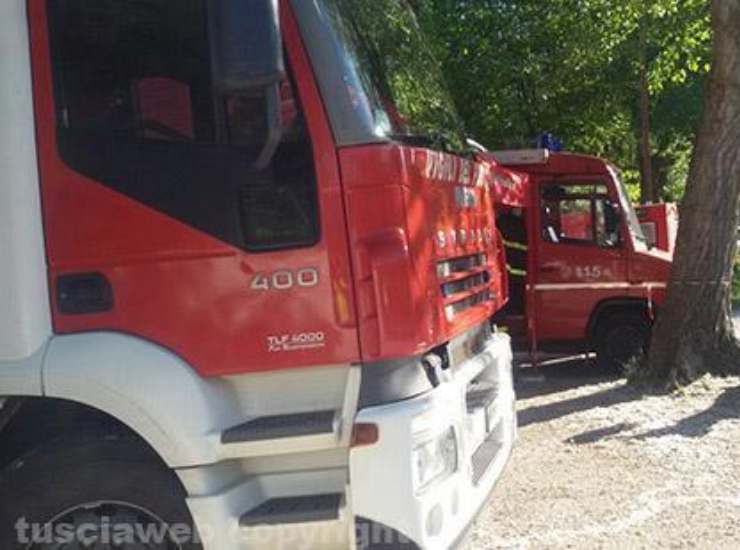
[47,0,319,253]
[541,184,616,247]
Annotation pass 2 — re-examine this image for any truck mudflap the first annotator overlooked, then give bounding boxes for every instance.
[350,332,516,550]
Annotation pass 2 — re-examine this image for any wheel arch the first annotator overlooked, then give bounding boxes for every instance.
[587,298,653,342]
[0,396,161,472]
[5,331,353,472]
[38,331,241,468]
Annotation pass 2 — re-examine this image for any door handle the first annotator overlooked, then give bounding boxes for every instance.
[57,273,114,314]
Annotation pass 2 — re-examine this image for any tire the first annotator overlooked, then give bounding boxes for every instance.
[594,311,651,373]
[0,436,202,550]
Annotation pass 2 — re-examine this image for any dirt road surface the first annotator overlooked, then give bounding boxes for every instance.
[465,361,740,549]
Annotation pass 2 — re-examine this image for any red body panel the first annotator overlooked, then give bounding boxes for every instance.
[340,146,504,360]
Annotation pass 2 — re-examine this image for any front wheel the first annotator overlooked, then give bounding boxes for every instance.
[594,312,651,373]
[0,436,202,550]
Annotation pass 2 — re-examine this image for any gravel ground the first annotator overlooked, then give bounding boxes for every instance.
[465,361,740,549]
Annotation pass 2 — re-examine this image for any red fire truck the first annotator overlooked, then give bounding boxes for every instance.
[0,1,515,548]
[636,203,679,254]
[484,149,674,370]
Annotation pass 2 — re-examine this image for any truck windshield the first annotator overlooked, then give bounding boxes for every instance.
[320,0,468,154]
[608,166,649,249]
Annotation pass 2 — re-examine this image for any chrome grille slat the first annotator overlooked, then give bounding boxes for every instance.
[445,290,492,317]
[441,272,490,298]
[437,253,487,279]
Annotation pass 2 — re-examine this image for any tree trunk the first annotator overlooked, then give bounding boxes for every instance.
[638,18,655,204]
[641,0,740,387]
[651,154,670,202]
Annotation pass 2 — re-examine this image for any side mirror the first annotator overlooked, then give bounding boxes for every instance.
[211,0,284,93]
[211,0,285,169]
[599,200,621,248]
[604,200,620,235]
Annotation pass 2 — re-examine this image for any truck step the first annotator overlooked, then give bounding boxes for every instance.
[221,410,336,444]
[239,494,342,527]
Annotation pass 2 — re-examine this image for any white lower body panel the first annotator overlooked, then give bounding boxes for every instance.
[350,332,516,549]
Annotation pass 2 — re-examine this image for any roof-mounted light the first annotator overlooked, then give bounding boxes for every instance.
[489,149,550,166]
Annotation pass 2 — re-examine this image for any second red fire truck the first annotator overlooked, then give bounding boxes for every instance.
[483,149,674,370]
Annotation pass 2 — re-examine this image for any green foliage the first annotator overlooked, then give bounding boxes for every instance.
[325,0,468,151]
[418,0,711,202]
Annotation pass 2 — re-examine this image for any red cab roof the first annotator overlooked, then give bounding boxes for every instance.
[482,149,613,208]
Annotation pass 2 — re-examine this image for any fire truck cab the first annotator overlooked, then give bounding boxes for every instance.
[0,1,515,548]
[487,149,673,370]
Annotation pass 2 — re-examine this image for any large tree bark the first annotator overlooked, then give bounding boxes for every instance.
[638,18,655,204]
[651,154,671,201]
[642,0,740,386]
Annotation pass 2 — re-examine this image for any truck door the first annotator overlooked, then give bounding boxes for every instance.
[30,0,360,376]
[530,179,626,344]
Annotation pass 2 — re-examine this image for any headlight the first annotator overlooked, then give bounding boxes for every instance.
[412,427,458,493]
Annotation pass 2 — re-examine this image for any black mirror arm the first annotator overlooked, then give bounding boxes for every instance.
[253,83,283,171]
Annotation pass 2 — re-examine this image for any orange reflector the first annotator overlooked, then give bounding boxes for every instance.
[351,423,379,448]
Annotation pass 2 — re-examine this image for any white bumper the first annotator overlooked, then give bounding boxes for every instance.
[350,332,516,549]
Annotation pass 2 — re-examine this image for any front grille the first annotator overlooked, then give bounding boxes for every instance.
[437,253,494,321]
[444,290,493,321]
[437,253,487,279]
[441,271,490,297]
[471,417,504,486]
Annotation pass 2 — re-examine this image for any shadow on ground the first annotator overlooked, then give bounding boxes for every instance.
[633,383,740,440]
[560,379,740,445]
[565,422,638,445]
[519,310,740,437]
[515,358,638,428]
[515,358,620,400]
